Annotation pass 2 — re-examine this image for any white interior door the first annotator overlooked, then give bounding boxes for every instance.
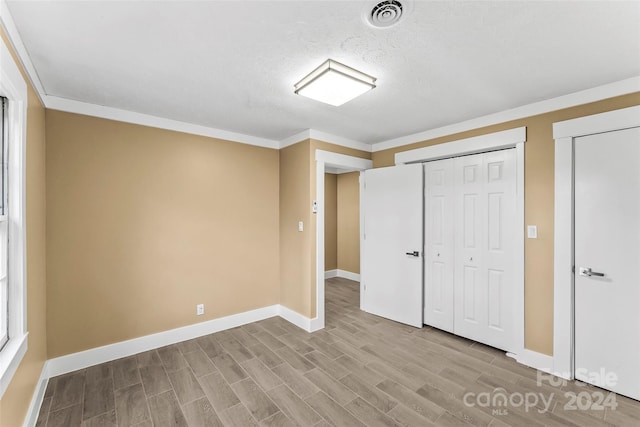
[361,164,423,327]
[453,149,517,352]
[574,127,640,400]
[424,159,455,332]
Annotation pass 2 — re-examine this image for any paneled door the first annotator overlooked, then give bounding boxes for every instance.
[574,127,640,400]
[424,159,455,332]
[453,149,517,352]
[361,164,424,328]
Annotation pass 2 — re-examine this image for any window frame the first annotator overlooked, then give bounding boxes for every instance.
[0,36,28,399]
[0,96,8,350]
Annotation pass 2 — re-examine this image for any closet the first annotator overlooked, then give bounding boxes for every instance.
[362,148,518,353]
[424,149,517,352]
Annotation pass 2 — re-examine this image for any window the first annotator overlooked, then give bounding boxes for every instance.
[0,37,28,398]
[0,97,7,350]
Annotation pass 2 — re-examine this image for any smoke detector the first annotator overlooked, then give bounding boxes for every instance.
[366,0,406,28]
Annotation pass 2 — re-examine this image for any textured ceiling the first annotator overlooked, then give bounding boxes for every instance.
[6,0,640,144]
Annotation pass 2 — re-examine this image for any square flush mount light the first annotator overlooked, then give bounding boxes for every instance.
[294,59,376,106]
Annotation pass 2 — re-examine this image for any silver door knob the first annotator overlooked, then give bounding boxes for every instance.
[579,267,605,277]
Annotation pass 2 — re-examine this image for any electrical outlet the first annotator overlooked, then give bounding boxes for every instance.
[196,304,204,315]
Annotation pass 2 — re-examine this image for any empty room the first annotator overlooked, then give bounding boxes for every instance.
[1,1,639,426]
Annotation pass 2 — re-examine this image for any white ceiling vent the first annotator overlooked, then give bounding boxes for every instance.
[366,0,405,28]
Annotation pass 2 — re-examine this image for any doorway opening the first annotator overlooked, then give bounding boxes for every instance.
[312,150,372,332]
[324,169,362,326]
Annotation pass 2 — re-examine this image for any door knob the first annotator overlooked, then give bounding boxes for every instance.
[578,267,605,277]
[405,251,420,257]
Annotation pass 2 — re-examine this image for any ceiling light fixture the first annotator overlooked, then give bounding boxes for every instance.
[294,59,376,106]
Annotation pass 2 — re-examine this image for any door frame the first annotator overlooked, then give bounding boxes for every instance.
[395,127,526,357]
[553,105,640,379]
[313,150,372,332]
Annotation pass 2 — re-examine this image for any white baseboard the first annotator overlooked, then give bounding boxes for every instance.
[278,305,314,332]
[325,269,360,281]
[23,361,49,427]
[324,269,338,279]
[336,269,360,282]
[509,349,554,374]
[47,305,279,378]
[26,303,313,425]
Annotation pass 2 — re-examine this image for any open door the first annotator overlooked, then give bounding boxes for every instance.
[361,164,423,327]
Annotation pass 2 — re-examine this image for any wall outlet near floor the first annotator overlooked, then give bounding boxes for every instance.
[196,304,205,315]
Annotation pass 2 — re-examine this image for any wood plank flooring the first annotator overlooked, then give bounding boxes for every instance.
[36,278,640,426]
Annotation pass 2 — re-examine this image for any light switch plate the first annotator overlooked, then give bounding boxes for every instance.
[527,225,537,239]
[298,221,304,232]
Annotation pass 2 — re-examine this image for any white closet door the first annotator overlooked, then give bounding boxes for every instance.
[453,149,517,352]
[361,164,424,328]
[424,159,455,332]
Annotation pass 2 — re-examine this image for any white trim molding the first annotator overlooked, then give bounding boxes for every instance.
[316,150,372,170]
[336,270,360,282]
[278,305,313,333]
[308,130,371,152]
[46,96,280,150]
[315,150,372,334]
[509,349,554,374]
[23,361,49,427]
[395,127,527,366]
[552,105,640,380]
[395,127,526,164]
[375,76,640,152]
[324,269,338,279]
[0,1,47,106]
[279,130,312,149]
[43,303,333,379]
[280,129,372,152]
[0,33,29,400]
[47,305,279,377]
[324,269,360,282]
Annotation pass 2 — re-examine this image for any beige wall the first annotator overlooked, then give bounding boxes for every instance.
[324,174,337,271]
[373,92,640,355]
[46,111,280,357]
[337,172,360,274]
[0,31,48,426]
[279,139,372,318]
[279,141,313,317]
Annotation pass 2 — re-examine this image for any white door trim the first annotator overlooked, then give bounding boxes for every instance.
[394,127,526,165]
[314,150,372,332]
[553,105,640,379]
[394,127,526,361]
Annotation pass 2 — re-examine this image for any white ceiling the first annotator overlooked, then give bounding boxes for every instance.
[5,0,640,145]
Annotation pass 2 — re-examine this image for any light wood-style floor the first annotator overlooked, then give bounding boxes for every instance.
[36,278,639,426]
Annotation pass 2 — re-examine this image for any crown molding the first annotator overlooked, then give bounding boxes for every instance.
[372,76,640,152]
[307,129,372,152]
[278,129,372,152]
[279,130,311,149]
[0,1,47,106]
[46,96,280,149]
